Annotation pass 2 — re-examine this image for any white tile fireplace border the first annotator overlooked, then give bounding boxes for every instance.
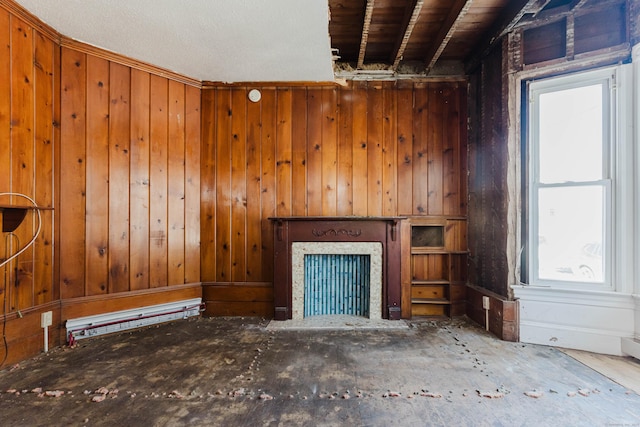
[291,242,383,320]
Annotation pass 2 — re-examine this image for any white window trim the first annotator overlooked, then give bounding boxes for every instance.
[527,65,633,293]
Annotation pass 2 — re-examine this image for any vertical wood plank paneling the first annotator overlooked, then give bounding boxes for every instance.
[168,80,186,285]
[11,17,35,310]
[33,32,55,305]
[321,87,338,216]
[230,88,247,282]
[216,88,232,281]
[382,81,397,216]
[428,85,444,215]
[0,11,10,193]
[59,47,86,299]
[337,84,353,216]
[459,84,468,217]
[108,62,131,293]
[367,83,384,216]
[291,88,308,216]
[149,75,168,288]
[200,89,217,281]
[443,84,461,216]
[260,89,277,283]
[306,88,323,216]
[129,69,151,290]
[351,82,368,216]
[184,85,201,283]
[396,84,414,216]
[200,82,468,288]
[0,13,9,310]
[84,55,110,296]
[246,89,262,281]
[413,84,428,215]
[275,89,292,216]
[52,41,61,302]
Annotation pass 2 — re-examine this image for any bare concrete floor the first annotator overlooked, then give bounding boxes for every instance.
[0,316,639,426]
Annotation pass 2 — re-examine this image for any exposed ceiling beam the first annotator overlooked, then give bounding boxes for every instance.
[524,0,552,16]
[570,0,590,10]
[424,0,474,73]
[357,0,376,69]
[464,0,540,73]
[390,0,424,71]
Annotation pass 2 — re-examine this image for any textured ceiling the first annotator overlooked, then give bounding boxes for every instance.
[14,0,336,83]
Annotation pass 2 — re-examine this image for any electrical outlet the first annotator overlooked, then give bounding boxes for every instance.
[482,296,490,310]
[41,311,52,328]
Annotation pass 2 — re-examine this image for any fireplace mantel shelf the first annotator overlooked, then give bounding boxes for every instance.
[269,216,407,221]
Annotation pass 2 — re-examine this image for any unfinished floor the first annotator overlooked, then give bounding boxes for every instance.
[0,316,639,426]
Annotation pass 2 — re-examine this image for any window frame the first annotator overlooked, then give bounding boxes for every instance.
[527,67,619,290]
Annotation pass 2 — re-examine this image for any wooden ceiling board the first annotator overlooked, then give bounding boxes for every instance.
[329,0,620,73]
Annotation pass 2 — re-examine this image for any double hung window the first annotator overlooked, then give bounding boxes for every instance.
[528,68,617,287]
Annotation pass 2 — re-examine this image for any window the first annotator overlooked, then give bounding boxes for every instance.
[528,68,619,288]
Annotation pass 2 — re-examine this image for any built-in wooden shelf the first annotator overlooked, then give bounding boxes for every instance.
[0,204,53,233]
[409,216,468,318]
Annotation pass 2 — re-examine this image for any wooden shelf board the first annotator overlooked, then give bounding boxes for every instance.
[411,248,448,255]
[411,280,449,285]
[411,298,451,305]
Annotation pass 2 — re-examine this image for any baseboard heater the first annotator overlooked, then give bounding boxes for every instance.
[66,298,203,345]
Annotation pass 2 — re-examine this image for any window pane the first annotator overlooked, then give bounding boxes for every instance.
[537,185,604,282]
[538,84,604,183]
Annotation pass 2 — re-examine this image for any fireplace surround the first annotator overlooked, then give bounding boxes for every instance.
[270,217,405,320]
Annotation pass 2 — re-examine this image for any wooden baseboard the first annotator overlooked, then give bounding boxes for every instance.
[0,301,61,369]
[466,284,519,342]
[202,282,273,317]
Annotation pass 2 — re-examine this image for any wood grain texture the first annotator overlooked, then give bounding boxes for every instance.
[149,75,169,288]
[60,47,86,300]
[107,62,131,294]
[200,82,468,286]
[12,17,35,310]
[129,69,151,291]
[168,80,186,285]
[85,55,110,296]
[33,31,55,306]
[0,4,203,367]
[184,85,201,284]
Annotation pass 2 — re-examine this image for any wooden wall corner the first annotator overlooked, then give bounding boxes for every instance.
[466,284,519,342]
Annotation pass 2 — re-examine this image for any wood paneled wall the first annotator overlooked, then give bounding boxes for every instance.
[0,2,203,366]
[201,81,467,284]
[59,47,202,299]
[0,6,58,365]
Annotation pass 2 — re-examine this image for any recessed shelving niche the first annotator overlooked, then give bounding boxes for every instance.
[409,217,468,318]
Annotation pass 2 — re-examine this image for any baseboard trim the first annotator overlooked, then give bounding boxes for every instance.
[202,282,273,317]
[466,284,519,342]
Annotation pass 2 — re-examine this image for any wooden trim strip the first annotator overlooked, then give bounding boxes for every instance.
[60,282,202,308]
[61,37,201,88]
[0,0,59,41]
[202,81,342,88]
[1,1,202,87]
[0,300,59,323]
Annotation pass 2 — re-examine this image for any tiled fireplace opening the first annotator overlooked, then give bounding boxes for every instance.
[291,242,382,320]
